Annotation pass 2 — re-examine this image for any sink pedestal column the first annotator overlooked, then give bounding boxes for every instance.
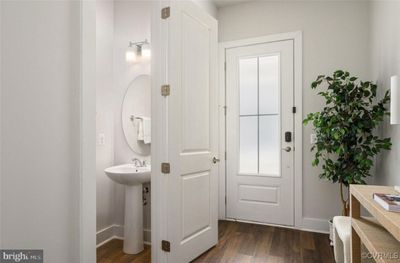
[123,184,144,254]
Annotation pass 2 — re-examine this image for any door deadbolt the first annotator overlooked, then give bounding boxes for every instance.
[212,157,220,164]
[285,131,292,142]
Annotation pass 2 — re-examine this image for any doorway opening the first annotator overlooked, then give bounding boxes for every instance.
[93,1,220,263]
[95,0,152,261]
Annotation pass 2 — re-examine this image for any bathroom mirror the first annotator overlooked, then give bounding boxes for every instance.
[122,74,151,155]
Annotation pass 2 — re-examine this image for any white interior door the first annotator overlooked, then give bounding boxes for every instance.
[226,40,294,226]
[165,1,218,262]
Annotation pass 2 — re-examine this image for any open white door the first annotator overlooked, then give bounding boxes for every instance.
[162,1,218,262]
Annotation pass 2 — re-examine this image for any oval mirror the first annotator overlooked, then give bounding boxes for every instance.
[121,74,151,155]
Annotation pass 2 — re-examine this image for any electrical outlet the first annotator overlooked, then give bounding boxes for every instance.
[310,134,317,144]
[98,133,105,146]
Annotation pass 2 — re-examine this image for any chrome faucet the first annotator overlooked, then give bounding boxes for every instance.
[132,158,144,167]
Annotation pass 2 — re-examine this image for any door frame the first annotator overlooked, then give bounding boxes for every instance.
[79,1,97,262]
[218,31,303,229]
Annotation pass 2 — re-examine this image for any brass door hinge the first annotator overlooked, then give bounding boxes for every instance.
[161,163,170,174]
[161,7,170,19]
[161,240,171,252]
[161,85,170,97]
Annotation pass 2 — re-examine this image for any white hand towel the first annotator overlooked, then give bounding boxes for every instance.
[137,118,144,141]
[142,117,151,144]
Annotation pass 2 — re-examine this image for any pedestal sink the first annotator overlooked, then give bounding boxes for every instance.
[105,164,151,254]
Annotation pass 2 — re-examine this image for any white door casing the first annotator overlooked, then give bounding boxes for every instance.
[226,40,295,226]
[166,1,218,262]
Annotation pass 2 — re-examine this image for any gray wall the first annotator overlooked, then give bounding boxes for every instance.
[217,1,371,230]
[1,1,81,261]
[371,1,400,186]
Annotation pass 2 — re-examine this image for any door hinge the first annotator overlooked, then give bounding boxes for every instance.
[292,106,297,113]
[223,106,227,116]
[225,196,227,205]
[161,163,170,174]
[161,85,170,97]
[225,151,227,160]
[161,240,171,252]
[161,7,170,19]
[224,62,226,71]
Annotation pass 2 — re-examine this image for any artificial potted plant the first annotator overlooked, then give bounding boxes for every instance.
[304,70,391,217]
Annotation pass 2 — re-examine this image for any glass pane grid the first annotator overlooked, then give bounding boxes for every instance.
[238,55,280,176]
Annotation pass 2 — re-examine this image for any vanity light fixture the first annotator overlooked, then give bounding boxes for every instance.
[126,39,151,63]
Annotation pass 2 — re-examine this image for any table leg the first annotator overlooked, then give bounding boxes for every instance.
[350,193,361,263]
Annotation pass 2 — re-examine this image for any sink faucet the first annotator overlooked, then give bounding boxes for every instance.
[132,158,144,167]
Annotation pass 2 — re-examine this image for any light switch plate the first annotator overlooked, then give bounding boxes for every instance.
[98,133,105,146]
[310,134,317,144]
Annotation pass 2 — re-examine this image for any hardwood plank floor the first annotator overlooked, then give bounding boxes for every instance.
[97,239,151,263]
[96,221,335,263]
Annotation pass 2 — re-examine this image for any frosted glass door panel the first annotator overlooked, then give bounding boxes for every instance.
[239,58,258,115]
[238,55,281,176]
[259,56,279,114]
[259,115,280,176]
[239,116,258,174]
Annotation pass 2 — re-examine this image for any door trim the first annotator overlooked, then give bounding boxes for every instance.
[218,31,303,229]
[79,1,96,262]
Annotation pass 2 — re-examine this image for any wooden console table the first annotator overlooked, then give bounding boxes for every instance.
[350,185,400,263]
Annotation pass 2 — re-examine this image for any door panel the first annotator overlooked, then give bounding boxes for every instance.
[226,40,294,226]
[166,1,218,262]
[181,11,210,152]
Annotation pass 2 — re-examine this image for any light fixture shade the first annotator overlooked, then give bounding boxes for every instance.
[126,49,137,63]
[391,75,400,124]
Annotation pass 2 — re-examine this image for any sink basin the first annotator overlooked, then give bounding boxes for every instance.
[104,163,151,254]
[105,164,150,186]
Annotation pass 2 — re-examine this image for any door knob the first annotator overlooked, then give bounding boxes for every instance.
[282,146,291,152]
[212,157,220,164]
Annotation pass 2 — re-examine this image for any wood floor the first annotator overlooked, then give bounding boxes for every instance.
[97,220,335,263]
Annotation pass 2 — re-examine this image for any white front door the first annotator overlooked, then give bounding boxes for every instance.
[165,1,218,262]
[226,40,294,226]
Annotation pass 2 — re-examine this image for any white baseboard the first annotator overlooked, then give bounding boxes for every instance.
[301,217,330,234]
[96,224,119,246]
[222,217,330,234]
[96,224,151,247]
[143,228,151,245]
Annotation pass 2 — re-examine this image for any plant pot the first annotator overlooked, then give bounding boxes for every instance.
[329,219,334,246]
